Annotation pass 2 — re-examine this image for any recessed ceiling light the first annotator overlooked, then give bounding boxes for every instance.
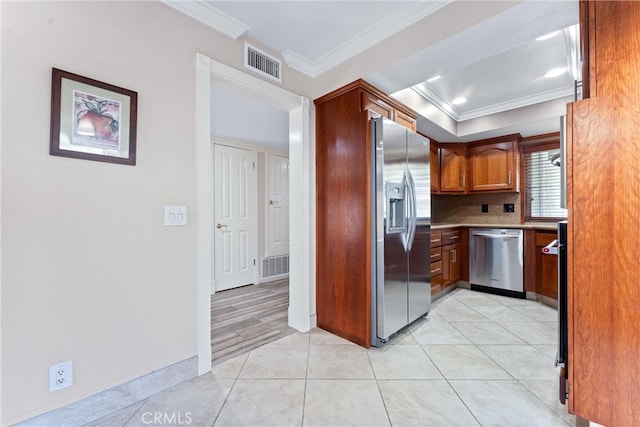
[426,75,441,82]
[544,67,566,78]
[536,30,561,41]
[451,97,467,105]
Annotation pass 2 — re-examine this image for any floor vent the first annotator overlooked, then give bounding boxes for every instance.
[261,255,289,279]
[244,42,282,83]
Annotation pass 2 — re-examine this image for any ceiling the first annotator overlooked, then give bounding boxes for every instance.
[165,0,580,143]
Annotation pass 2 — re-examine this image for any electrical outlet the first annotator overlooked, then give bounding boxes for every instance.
[503,203,515,213]
[481,204,489,213]
[49,361,73,392]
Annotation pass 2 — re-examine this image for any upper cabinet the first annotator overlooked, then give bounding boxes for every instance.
[439,144,467,193]
[468,137,518,192]
[435,135,519,194]
[361,88,417,131]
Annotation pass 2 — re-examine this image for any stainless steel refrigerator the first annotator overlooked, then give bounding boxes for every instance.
[371,117,431,346]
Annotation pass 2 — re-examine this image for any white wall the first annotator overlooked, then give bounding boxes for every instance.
[211,86,290,152]
[0,1,311,424]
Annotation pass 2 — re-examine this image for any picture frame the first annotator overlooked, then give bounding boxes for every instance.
[50,68,138,165]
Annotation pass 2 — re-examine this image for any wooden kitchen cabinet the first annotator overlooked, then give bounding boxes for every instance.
[430,228,466,296]
[469,137,518,192]
[362,89,417,131]
[434,136,519,195]
[565,2,640,425]
[439,145,467,193]
[535,231,558,300]
[394,109,417,132]
[442,243,461,285]
[314,79,421,348]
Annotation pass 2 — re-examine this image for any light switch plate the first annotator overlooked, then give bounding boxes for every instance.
[164,206,187,226]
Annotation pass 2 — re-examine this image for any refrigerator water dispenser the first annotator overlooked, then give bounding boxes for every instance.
[386,182,406,234]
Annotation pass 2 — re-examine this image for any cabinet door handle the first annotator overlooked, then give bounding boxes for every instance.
[508,171,512,185]
[461,175,466,187]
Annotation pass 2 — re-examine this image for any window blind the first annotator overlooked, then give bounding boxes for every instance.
[524,149,568,218]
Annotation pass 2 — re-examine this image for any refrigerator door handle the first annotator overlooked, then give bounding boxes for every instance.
[405,169,417,251]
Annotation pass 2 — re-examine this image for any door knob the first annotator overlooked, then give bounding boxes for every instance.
[216,223,227,229]
[269,200,279,205]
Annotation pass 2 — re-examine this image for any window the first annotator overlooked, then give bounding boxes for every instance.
[524,148,567,219]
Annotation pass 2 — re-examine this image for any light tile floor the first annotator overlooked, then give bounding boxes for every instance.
[90,288,585,427]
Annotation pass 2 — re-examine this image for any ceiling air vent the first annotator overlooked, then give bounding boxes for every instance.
[244,43,282,83]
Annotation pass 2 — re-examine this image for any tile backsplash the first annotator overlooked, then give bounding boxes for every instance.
[432,192,521,225]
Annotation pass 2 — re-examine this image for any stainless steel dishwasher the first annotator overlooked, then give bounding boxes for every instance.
[469,228,524,298]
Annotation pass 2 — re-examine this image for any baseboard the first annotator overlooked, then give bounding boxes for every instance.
[17,356,198,426]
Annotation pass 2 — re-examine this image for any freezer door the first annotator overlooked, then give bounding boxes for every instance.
[407,130,431,322]
[377,118,409,341]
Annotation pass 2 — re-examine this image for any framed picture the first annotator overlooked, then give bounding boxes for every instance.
[50,68,137,165]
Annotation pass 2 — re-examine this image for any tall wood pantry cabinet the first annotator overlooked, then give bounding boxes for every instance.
[314,80,419,347]
[566,1,640,425]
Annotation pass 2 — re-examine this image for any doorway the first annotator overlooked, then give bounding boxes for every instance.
[195,54,315,374]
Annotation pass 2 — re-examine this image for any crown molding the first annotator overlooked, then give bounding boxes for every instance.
[413,83,574,122]
[457,86,574,121]
[412,83,460,121]
[286,1,452,77]
[161,0,249,39]
[173,0,452,78]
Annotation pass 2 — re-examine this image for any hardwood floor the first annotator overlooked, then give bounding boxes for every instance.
[211,278,295,364]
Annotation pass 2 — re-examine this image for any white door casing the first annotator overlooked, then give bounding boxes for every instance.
[195,53,315,375]
[267,154,290,257]
[213,144,257,292]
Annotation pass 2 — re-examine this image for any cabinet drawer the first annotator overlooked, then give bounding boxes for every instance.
[431,273,443,286]
[430,247,442,262]
[430,260,443,276]
[442,230,461,245]
[430,232,443,248]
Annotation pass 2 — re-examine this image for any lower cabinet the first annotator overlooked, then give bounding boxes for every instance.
[431,228,466,297]
[535,231,558,299]
[442,242,461,284]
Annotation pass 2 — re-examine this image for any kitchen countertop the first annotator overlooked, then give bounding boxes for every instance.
[431,222,558,231]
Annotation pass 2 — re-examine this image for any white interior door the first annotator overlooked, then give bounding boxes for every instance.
[267,154,290,256]
[214,144,257,292]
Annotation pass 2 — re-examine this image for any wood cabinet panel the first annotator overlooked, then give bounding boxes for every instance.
[439,145,467,193]
[430,142,440,192]
[361,89,417,131]
[316,88,372,347]
[567,3,640,425]
[394,110,417,131]
[535,231,558,300]
[442,243,461,285]
[362,92,393,119]
[469,140,516,192]
[431,274,443,295]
